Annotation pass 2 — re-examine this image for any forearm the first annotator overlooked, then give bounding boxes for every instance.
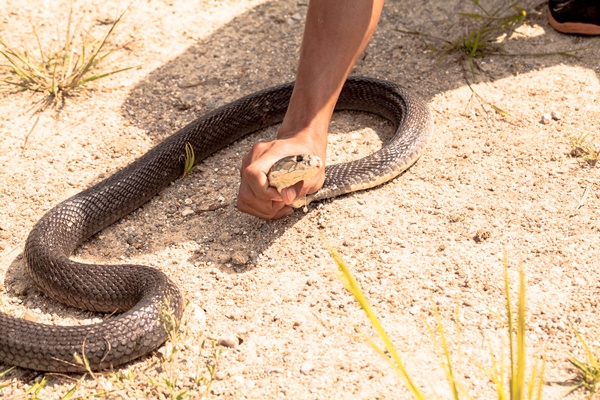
[278,0,384,142]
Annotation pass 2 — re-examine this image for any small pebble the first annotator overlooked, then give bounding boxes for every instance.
[310,376,327,389]
[574,277,586,286]
[23,310,39,322]
[218,232,231,243]
[291,13,302,21]
[217,332,239,348]
[540,113,552,124]
[232,251,248,265]
[300,361,314,375]
[158,342,174,360]
[218,254,232,263]
[474,229,491,242]
[215,370,228,380]
[265,366,284,374]
[551,111,562,120]
[190,303,206,326]
[409,305,422,315]
[181,207,194,217]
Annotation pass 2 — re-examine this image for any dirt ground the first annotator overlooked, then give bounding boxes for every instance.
[1,0,599,398]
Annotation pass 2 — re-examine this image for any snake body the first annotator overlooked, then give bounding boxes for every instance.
[0,77,433,372]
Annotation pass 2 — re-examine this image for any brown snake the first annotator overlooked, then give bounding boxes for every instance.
[0,77,433,372]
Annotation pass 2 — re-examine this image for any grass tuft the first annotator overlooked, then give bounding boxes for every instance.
[567,329,600,397]
[329,243,545,399]
[570,132,599,167]
[397,0,578,115]
[0,6,135,107]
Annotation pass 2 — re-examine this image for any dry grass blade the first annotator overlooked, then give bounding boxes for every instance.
[0,4,135,107]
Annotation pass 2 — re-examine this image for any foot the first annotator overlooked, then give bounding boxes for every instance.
[548,0,600,35]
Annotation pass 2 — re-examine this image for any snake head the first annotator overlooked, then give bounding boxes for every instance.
[267,154,322,193]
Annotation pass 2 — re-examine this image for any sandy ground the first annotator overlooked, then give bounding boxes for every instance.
[1,0,599,398]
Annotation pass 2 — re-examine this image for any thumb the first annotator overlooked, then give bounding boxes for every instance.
[281,186,298,205]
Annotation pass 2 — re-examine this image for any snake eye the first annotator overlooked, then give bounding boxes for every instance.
[296,155,303,162]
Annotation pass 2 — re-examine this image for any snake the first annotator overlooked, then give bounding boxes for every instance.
[0,77,433,372]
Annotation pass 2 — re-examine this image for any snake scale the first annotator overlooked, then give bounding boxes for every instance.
[0,77,433,372]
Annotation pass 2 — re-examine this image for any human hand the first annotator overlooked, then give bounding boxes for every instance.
[237,130,326,219]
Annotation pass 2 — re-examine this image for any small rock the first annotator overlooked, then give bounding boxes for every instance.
[409,305,422,315]
[184,198,193,205]
[218,232,232,243]
[158,342,174,360]
[540,113,552,124]
[23,310,39,322]
[300,361,314,375]
[218,254,232,264]
[265,366,284,374]
[215,370,228,380]
[379,253,389,263]
[474,229,492,243]
[181,207,194,217]
[217,332,239,348]
[310,375,327,389]
[177,93,196,110]
[551,111,562,120]
[291,13,302,21]
[231,251,248,265]
[190,303,206,326]
[12,279,30,296]
[349,131,363,140]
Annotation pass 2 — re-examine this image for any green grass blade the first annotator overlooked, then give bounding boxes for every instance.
[181,142,196,178]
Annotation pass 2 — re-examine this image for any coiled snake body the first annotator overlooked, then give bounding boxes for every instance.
[0,77,433,372]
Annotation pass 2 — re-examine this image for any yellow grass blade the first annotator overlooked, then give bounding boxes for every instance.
[328,245,425,400]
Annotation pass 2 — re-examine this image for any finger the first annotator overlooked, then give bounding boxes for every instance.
[242,164,283,202]
[281,181,304,205]
[272,205,294,219]
[237,198,291,220]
